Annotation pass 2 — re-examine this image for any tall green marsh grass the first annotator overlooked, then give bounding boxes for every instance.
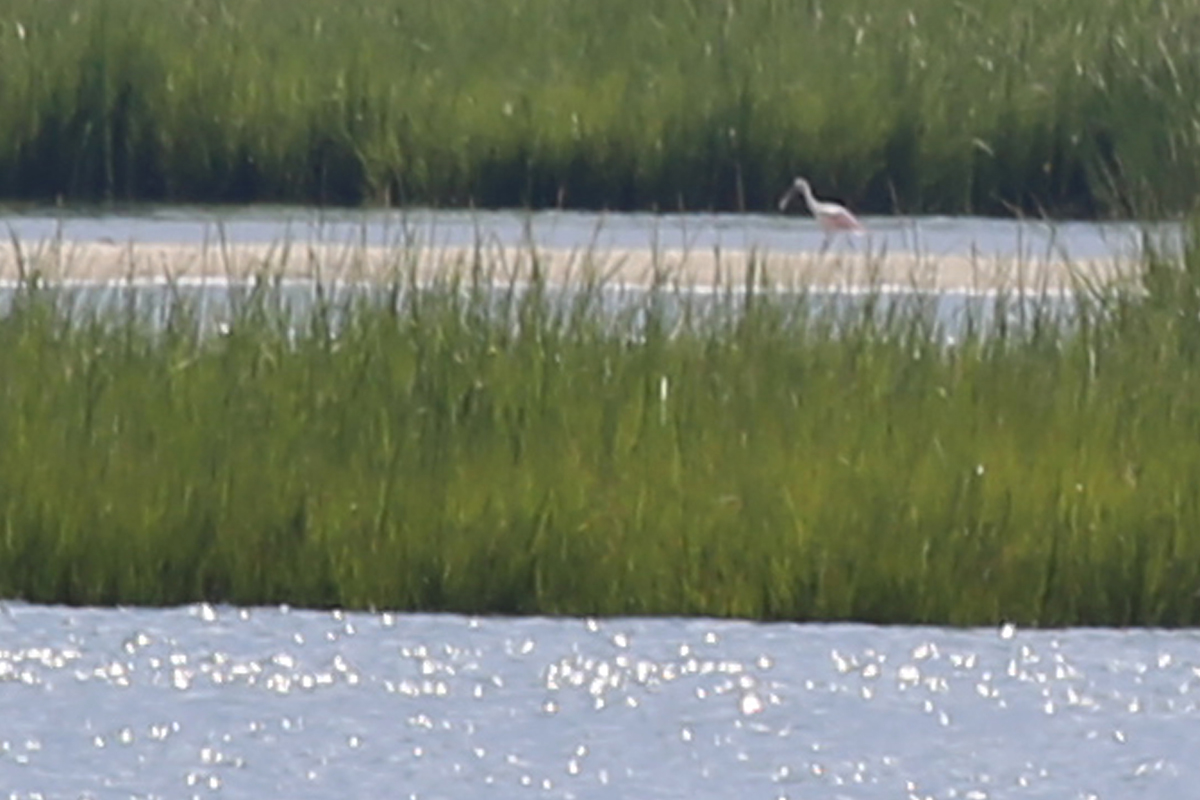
[2,0,1200,214]
[5,234,1200,624]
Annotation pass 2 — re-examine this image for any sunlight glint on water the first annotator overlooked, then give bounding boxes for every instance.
[0,603,1197,798]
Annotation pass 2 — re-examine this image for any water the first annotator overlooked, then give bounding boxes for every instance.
[0,204,1174,261]
[1,603,1196,799]
[0,279,1070,347]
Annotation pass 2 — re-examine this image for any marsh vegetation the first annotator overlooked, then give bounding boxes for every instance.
[2,228,1200,625]
[1,0,1199,215]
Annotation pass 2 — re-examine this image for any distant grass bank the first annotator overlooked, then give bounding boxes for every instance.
[2,0,1200,216]
[3,231,1200,626]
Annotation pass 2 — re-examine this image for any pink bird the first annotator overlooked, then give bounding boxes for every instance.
[778,177,864,233]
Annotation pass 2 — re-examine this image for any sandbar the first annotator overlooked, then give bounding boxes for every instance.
[0,239,1134,293]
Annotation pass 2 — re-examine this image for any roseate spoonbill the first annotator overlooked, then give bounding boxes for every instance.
[778,177,863,233]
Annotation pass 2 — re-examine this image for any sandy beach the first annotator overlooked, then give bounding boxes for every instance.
[0,239,1133,293]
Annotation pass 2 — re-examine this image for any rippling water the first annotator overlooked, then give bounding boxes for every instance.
[1,603,1196,799]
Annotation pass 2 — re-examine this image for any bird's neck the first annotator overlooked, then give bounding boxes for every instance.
[800,183,819,211]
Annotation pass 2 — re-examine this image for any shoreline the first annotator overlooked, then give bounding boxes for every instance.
[0,240,1134,293]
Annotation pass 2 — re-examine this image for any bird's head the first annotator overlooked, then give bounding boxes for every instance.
[778,177,809,211]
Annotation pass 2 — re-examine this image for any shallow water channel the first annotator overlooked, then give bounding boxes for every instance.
[0,206,1171,333]
[0,204,1171,260]
[1,603,1196,799]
